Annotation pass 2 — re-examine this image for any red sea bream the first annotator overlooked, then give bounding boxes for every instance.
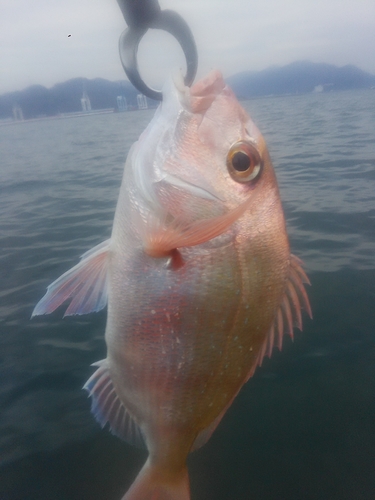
[33,70,311,500]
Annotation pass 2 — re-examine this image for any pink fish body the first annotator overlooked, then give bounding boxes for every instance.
[33,71,311,500]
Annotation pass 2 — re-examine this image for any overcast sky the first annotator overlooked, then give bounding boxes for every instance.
[1,0,375,94]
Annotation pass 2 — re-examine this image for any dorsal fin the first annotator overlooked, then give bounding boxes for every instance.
[190,411,224,452]
[248,254,312,378]
[32,239,110,317]
[83,360,146,448]
[191,381,246,452]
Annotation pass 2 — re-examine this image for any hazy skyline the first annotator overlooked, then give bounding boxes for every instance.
[1,0,375,94]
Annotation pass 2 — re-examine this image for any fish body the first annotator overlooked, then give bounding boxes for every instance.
[33,71,311,500]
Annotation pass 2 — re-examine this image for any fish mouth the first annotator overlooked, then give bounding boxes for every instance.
[164,173,224,203]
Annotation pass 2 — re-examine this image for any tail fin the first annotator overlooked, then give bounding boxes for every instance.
[122,459,190,500]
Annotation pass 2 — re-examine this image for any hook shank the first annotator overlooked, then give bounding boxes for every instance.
[116,1,198,100]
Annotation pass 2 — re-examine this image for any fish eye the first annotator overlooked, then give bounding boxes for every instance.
[226,141,262,183]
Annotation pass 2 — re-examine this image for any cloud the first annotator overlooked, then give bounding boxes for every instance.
[1,0,374,94]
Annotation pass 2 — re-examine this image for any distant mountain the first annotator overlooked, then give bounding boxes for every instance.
[1,62,375,120]
[226,61,375,99]
[0,78,141,120]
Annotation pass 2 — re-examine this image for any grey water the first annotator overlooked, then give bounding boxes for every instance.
[1,89,375,500]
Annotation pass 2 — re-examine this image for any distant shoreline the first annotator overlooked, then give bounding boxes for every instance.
[0,106,153,127]
[2,86,374,127]
[2,62,375,122]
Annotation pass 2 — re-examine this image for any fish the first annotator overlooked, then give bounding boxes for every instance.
[32,70,311,500]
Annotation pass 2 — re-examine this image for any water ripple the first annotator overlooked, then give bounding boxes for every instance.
[0,90,374,497]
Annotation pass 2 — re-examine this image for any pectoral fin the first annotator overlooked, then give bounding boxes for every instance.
[143,195,253,258]
[32,239,110,317]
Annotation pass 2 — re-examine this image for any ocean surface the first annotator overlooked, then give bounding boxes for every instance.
[1,89,375,500]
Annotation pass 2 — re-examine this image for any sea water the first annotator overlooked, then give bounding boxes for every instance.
[0,89,374,499]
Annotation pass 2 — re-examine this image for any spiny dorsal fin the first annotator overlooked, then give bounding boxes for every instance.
[32,239,110,317]
[255,254,312,371]
[83,360,146,448]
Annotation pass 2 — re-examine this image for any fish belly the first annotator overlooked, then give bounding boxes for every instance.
[105,238,286,456]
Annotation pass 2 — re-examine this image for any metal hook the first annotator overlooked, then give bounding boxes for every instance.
[116,1,198,100]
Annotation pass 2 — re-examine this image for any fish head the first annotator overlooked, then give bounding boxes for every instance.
[132,68,279,211]
[131,70,284,253]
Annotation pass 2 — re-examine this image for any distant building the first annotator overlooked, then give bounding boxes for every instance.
[117,95,128,112]
[313,83,334,93]
[137,94,148,110]
[81,90,92,112]
[313,85,324,93]
[12,104,24,121]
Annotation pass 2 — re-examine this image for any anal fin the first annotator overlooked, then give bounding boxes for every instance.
[83,359,145,448]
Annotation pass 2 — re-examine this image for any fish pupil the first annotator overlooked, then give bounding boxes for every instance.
[232,151,251,172]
